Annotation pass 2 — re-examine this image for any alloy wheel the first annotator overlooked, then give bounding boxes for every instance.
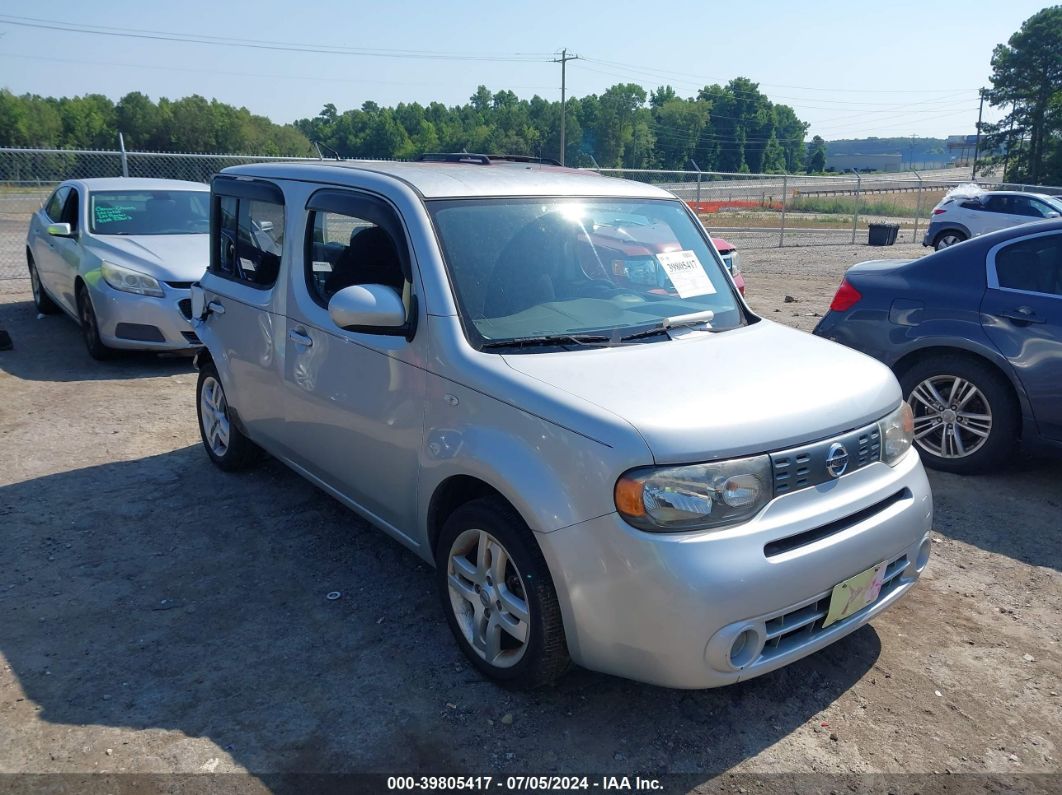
[937,233,963,249]
[199,376,231,457]
[909,374,992,459]
[30,265,41,303]
[446,528,531,668]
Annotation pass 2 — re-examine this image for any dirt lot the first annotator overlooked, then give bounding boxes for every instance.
[1,243,1060,793]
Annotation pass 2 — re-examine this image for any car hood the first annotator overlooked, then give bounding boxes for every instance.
[88,234,209,282]
[502,320,900,463]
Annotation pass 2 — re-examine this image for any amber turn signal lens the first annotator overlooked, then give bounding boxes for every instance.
[614,477,646,517]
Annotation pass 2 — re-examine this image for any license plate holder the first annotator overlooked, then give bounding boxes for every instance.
[823,561,887,628]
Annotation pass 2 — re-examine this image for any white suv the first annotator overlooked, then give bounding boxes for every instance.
[923,190,1062,250]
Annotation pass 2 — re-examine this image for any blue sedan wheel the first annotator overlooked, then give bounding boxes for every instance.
[900,355,1018,474]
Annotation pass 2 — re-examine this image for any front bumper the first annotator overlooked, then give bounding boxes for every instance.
[89,281,200,351]
[536,449,932,688]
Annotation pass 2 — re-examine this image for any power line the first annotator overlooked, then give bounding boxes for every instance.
[0,14,553,62]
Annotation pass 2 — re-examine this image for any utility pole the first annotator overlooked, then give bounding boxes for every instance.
[972,88,985,179]
[553,48,579,166]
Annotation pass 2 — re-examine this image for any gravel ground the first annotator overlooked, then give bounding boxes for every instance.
[0,242,1059,793]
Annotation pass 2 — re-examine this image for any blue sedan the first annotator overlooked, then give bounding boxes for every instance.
[814,219,1062,474]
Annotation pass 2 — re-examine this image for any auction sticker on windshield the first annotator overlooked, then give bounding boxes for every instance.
[655,250,716,298]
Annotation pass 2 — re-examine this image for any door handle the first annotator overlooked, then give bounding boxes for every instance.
[206,300,226,316]
[288,329,313,347]
[1000,306,1044,325]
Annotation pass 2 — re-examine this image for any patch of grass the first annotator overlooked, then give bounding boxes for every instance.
[787,195,917,217]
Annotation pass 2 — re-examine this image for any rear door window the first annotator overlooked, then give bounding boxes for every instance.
[993,233,1062,297]
[210,178,285,289]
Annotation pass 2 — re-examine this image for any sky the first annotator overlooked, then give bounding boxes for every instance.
[0,0,1053,141]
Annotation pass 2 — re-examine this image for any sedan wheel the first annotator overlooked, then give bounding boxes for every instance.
[28,257,59,314]
[899,355,1018,474]
[77,285,114,360]
[446,528,532,669]
[909,375,992,459]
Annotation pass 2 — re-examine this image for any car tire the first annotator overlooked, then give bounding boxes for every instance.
[899,355,1018,474]
[196,363,260,471]
[933,230,967,250]
[76,283,115,361]
[27,254,60,315]
[435,497,570,688]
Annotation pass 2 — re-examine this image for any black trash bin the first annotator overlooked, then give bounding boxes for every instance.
[868,222,900,246]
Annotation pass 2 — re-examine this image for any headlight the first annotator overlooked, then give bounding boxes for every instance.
[879,401,914,466]
[615,454,772,532]
[100,261,164,297]
[727,251,741,276]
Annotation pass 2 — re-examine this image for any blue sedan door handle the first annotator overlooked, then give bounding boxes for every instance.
[1000,306,1044,325]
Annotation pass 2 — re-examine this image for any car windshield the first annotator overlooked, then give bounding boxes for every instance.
[428,198,746,349]
[1044,196,1062,214]
[89,190,210,235]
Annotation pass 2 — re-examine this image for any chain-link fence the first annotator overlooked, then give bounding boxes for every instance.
[1,147,324,280]
[3,146,1062,281]
[595,167,1062,251]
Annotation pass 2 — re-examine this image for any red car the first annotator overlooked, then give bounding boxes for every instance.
[578,220,746,296]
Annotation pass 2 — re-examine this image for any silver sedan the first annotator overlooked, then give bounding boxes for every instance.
[26,177,210,359]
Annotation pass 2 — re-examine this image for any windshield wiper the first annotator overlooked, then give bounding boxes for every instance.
[619,310,716,342]
[480,333,611,350]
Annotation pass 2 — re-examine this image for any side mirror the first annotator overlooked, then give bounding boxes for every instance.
[257,220,274,233]
[1046,211,1060,219]
[328,284,407,334]
[46,222,72,237]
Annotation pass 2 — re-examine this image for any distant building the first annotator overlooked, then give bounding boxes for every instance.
[824,153,903,172]
[946,135,979,165]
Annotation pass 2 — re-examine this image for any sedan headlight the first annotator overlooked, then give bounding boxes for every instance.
[726,251,741,276]
[100,261,164,297]
[879,401,914,466]
[615,454,772,532]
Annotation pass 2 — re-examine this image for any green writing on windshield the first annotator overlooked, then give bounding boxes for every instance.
[94,205,137,224]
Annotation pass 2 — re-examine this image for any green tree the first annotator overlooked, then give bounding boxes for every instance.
[983,5,1062,183]
[807,135,827,173]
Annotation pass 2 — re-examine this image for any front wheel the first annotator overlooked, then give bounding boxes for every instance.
[933,230,967,250]
[899,355,1018,474]
[76,283,114,361]
[436,497,570,688]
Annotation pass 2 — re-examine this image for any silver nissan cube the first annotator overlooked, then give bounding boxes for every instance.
[191,155,932,689]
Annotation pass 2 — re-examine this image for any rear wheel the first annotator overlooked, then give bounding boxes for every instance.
[899,355,1018,474]
[933,230,967,250]
[27,254,59,314]
[436,497,570,688]
[196,363,259,471]
[76,283,114,361]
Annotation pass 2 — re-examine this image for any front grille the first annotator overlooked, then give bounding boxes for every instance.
[759,553,908,662]
[181,331,201,344]
[178,299,192,320]
[166,281,195,289]
[771,422,882,495]
[764,489,910,558]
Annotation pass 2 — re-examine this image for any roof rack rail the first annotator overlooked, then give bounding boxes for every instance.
[487,154,563,166]
[414,153,491,165]
[414,152,563,167]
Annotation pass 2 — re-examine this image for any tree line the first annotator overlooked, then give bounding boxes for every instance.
[982,5,1062,185]
[295,78,814,172]
[1,79,831,173]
